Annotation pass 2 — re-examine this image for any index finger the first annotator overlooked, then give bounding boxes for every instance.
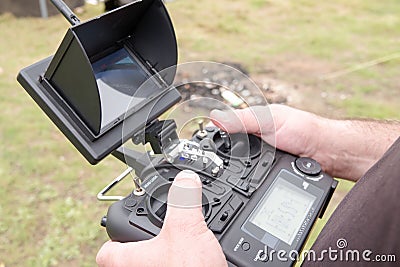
[210,106,274,136]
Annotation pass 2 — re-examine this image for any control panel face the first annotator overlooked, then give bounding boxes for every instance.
[104,128,337,267]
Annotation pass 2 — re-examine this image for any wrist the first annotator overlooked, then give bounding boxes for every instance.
[311,118,354,179]
[312,118,399,181]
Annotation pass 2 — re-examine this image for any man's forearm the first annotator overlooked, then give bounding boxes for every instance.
[212,104,399,182]
[315,118,400,181]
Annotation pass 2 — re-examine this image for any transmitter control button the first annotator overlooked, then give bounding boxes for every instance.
[295,157,322,176]
[209,195,243,233]
[124,198,137,208]
[241,242,250,251]
[220,211,229,221]
[261,160,269,167]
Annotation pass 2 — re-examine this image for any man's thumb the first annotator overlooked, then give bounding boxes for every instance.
[161,170,206,232]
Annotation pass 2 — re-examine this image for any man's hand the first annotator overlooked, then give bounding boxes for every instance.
[96,170,227,267]
[210,104,321,159]
[211,104,400,181]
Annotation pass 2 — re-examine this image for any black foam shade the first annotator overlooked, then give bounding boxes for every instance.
[17,0,181,164]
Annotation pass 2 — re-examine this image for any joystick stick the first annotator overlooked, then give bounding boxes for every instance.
[220,130,231,150]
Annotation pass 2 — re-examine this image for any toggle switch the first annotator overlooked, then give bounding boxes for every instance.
[220,211,229,221]
[133,176,145,196]
[196,119,208,139]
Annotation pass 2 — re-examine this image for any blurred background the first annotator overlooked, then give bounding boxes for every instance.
[0,0,399,266]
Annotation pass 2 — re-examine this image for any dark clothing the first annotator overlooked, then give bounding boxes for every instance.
[304,137,400,266]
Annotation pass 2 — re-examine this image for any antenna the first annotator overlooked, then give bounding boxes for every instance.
[50,0,81,25]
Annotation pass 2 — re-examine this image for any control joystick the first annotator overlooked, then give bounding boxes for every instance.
[220,130,231,150]
[213,130,261,160]
[146,183,211,227]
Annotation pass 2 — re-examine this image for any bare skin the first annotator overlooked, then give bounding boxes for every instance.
[96,170,227,267]
[96,104,400,266]
[211,104,400,181]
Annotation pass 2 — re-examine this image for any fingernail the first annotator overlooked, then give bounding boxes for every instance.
[168,171,202,208]
[175,170,200,182]
[210,109,228,123]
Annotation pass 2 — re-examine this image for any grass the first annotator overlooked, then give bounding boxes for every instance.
[169,0,400,118]
[0,0,399,266]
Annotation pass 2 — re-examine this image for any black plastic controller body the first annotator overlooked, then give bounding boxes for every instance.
[103,126,337,267]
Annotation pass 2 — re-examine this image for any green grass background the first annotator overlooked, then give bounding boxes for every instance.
[0,0,399,266]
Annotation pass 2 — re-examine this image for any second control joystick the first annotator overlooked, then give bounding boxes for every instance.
[220,130,231,151]
[213,131,261,159]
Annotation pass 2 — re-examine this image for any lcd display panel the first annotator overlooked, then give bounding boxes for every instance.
[249,177,316,245]
[92,48,161,133]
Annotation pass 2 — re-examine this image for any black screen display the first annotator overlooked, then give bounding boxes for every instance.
[92,48,161,132]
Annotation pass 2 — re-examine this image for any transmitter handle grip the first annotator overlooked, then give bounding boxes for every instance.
[104,200,154,242]
[50,0,81,25]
